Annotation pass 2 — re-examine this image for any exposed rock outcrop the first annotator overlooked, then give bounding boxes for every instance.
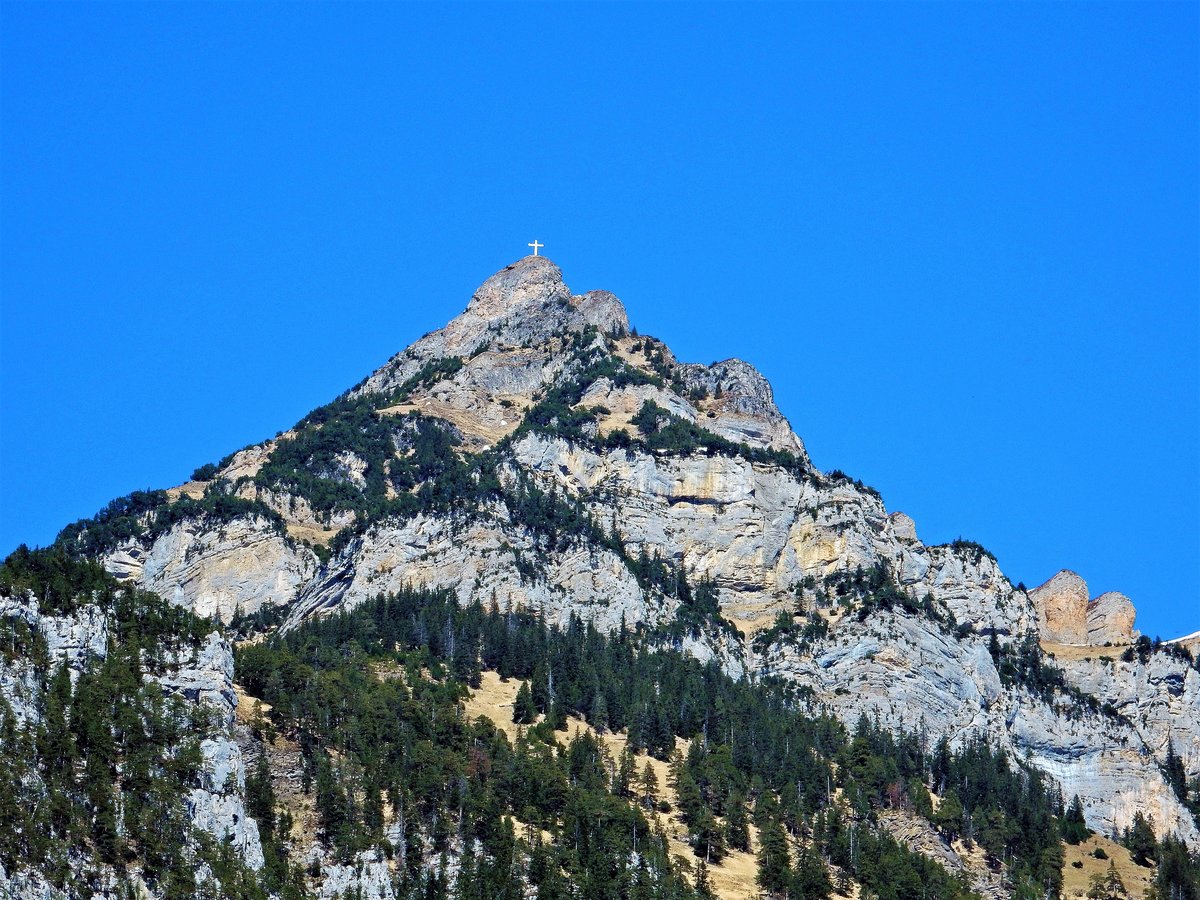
[286,503,673,638]
[880,809,1007,900]
[1087,591,1137,645]
[0,595,266,876]
[1032,570,1091,645]
[103,514,319,622]
[1052,649,1200,798]
[317,850,395,900]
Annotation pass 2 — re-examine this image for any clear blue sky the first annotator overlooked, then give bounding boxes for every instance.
[2,3,1196,638]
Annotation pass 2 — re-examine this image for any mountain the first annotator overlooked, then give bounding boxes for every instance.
[2,255,1197,900]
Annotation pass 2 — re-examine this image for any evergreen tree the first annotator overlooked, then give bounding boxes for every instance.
[694,858,717,900]
[1156,833,1200,900]
[512,681,537,725]
[725,789,751,853]
[590,692,609,733]
[639,762,660,810]
[756,798,791,897]
[1164,740,1189,804]
[933,789,964,840]
[1088,861,1129,900]
[1123,811,1158,867]
[793,845,833,900]
[1063,795,1089,845]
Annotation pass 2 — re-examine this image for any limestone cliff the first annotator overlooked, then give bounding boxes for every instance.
[0,592,265,893]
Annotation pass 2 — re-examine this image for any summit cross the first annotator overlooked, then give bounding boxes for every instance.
[528,239,544,256]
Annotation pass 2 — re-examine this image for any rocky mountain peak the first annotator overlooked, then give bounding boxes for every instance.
[464,254,570,320]
[29,254,1199,870]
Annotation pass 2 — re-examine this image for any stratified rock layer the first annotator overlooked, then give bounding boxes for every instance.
[104,515,318,623]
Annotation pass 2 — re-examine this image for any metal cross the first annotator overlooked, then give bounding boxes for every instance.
[528,239,544,256]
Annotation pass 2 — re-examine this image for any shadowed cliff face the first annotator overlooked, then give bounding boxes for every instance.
[71,257,1197,847]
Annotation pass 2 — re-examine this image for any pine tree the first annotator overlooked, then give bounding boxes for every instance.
[693,809,726,864]
[1063,795,1089,845]
[1164,740,1188,804]
[615,747,637,798]
[725,789,751,852]
[1124,811,1157,867]
[756,798,791,897]
[512,681,537,725]
[639,762,660,810]
[1088,861,1129,900]
[590,692,609,733]
[1155,833,1200,900]
[934,788,964,840]
[694,859,717,900]
[246,753,277,841]
[794,845,833,900]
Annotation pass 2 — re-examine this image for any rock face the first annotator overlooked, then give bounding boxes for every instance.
[1031,570,1091,645]
[103,514,319,623]
[0,595,266,879]
[287,504,673,638]
[1087,591,1137,645]
[317,850,395,900]
[881,808,1006,900]
[1008,691,1192,842]
[69,256,1200,849]
[1052,649,1200,802]
[1032,572,1139,648]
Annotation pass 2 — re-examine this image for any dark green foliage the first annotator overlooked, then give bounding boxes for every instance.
[1123,811,1158,867]
[386,356,464,404]
[935,538,997,564]
[0,544,116,614]
[725,789,750,853]
[512,681,537,725]
[628,401,808,475]
[0,549,246,895]
[918,732,1064,895]
[235,588,712,896]
[1156,833,1200,900]
[1164,740,1193,810]
[235,585,1088,900]
[994,636,1110,718]
[795,564,954,631]
[1122,634,1200,674]
[1063,795,1090,845]
[824,469,882,501]
[754,797,791,896]
[255,395,403,516]
[55,488,285,560]
[515,350,662,444]
[192,462,220,481]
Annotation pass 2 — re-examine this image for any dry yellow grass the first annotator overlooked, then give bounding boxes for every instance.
[286,522,341,547]
[165,480,208,501]
[1062,834,1155,900]
[465,671,835,900]
[235,685,319,847]
[377,396,526,448]
[1041,642,1131,662]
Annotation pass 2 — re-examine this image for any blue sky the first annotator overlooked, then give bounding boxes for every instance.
[2,3,1196,638]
